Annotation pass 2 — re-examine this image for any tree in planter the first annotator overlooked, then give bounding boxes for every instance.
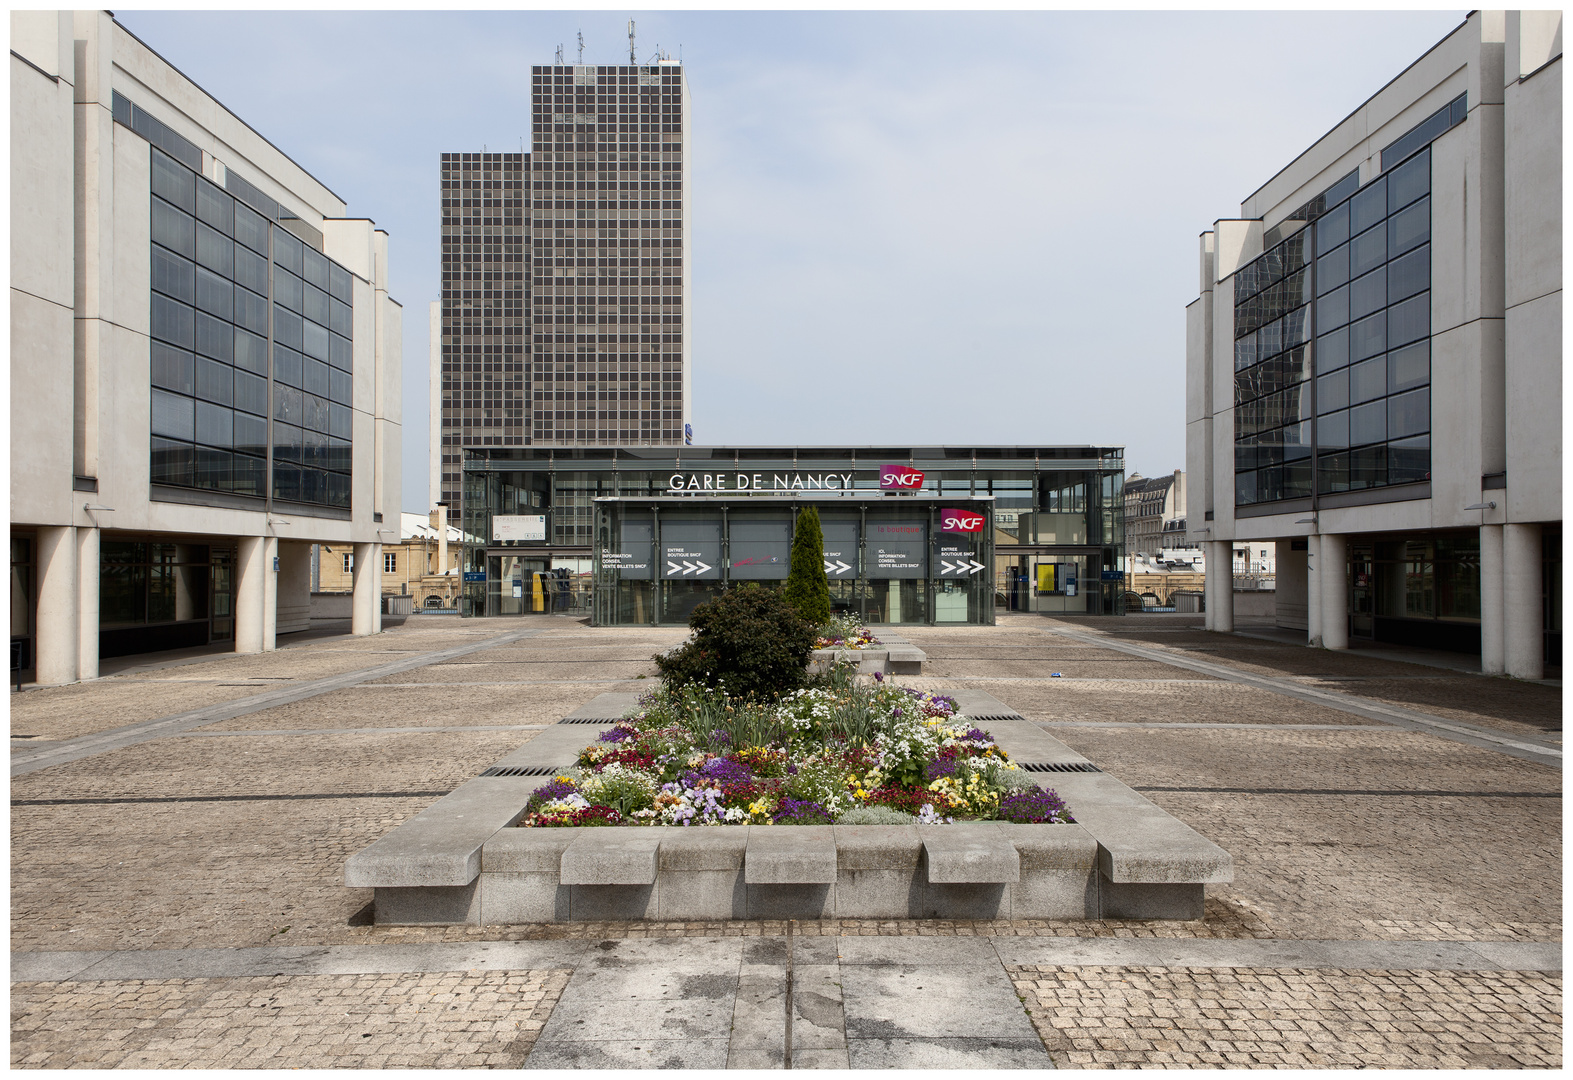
[782,506,831,626]
[653,583,817,698]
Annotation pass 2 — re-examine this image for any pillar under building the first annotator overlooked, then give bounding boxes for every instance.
[235,535,269,654]
[1319,533,1349,650]
[34,526,78,686]
[1480,524,1505,675]
[1205,540,1233,632]
[1503,523,1544,680]
[352,541,382,636]
[75,526,100,681]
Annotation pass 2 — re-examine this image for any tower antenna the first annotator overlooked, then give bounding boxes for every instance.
[554,43,564,65]
[576,30,584,64]
[627,20,636,65]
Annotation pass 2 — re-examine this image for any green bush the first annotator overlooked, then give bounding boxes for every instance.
[782,506,831,625]
[653,583,818,698]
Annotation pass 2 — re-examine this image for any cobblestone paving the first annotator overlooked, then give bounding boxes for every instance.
[10,613,1561,1067]
[1011,964,1562,1068]
[11,969,570,1069]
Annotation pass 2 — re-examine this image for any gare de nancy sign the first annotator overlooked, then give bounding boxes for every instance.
[666,464,928,493]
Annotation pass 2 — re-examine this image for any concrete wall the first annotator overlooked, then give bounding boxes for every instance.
[1274,542,1309,631]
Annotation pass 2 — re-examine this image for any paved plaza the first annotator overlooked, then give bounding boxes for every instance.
[10,612,1561,1068]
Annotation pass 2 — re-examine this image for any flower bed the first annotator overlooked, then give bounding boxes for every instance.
[813,613,881,651]
[516,680,1073,829]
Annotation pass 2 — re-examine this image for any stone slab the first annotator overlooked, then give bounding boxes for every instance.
[847,1037,1052,1069]
[744,825,837,883]
[920,822,1020,883]
[481,825,582,872]
[560,832,660,885]
[343,777,541,888]
[528,1040,731,1069]
[838,962,1042,1040]
[832,824,922,870]
[563,691,645,720]
[1046,772,1234,884]
[657,826,749,871]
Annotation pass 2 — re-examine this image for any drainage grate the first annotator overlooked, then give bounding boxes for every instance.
[1020,761,1102,773]
[557,716,623,725]
[966,712,1024,722]
[478,765,564,777]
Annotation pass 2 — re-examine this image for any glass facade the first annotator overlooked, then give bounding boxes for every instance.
[459,446,1125,624]
[121,93,355,509]
[1235,136,1446,507]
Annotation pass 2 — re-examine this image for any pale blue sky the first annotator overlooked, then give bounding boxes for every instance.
[116,9,1467,511]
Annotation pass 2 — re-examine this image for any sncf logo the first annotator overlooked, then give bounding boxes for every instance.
[879,465,926,489]
[941,509,985,533]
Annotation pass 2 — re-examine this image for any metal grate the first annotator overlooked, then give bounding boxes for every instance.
[1020,761,1102,773]
[966,712,1024,723]
[557,716,623,725]
[479,765,564,777]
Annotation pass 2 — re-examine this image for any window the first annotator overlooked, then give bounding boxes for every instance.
[384,551,397,574]
[343,553,353,573]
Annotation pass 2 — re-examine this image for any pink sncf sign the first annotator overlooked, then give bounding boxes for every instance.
[879,465,925,489]
[940,508,985,533]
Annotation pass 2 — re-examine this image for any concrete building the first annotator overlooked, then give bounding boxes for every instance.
[432,59,691,525]
[10,11,402,684]
[1122,470,1186,556]
[1187,11,1560,676]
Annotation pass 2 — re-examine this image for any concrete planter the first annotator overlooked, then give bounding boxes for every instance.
[346,690,1230,926]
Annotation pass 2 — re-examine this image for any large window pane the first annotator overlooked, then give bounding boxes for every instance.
[151,294,194,349]
[329,332,352,371]
[273,461,300,502]
[234,287,268,335]
[234,328,267,374]
[1317,285,1349,330]
[234,411,267,457]
[1387,244,1429,303]
[1350,175,1387,234]
[1349,356,1386,405]
[196,176,234,234]
[1386,147,1429,213]
[329,402,352,439]
[1387,291,1430,347]
[151,342,194,395]
[273,344,303,388]
[195,446,230,490]
[1317,408,1349,449]
[1349,267,1387,320]
[303,392,329,433]
[1317,242,1349,294]
[329,263,353,304]
[1318,450,1349,494]
[274,383,303,425]
[304,283,329,327]
[234,369,267,417]
[303,247,330,290]
[232,453,266,498]
[1350,224,1387,277]
[1315,202,1349,254]
[234,244,268,295]
[273,228,303,275]
[1388,387,1430,438]
[1235,470,1257,505]
[1350,310,1386,362]
[327,436,351,473]
[1316,326,1349,372]
[302,320,329,361]
[328,367,352,406]
[273,422,303,465]
[150,387,195,440]
[194,311,232,362]
[327,471,351,508]
[1349,399,1386,446]
[303,357,330,398]
[195,401,233,448]
[1388,196,1430,256]
[274,267,303,312]
[195,266,233,320]
[1350,444,1387,489]
[151,149,194,213]
[195,222,233,277]
[273,305,303,350]
[234,202,269,254]
[194,356,232,406]
[151,197,195,259]
[151,244,195,304]
[1389,340,1429,393]
[150,437,193,486]
[1316,369,1348,414]
[1388,435,1430,484]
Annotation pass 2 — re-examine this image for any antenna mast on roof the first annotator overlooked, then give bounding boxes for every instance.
[577,30,585,64]
[554,43,564,65]
[627,20,636,65]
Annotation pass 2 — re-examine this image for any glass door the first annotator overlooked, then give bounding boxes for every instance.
[1350,543,1374,639]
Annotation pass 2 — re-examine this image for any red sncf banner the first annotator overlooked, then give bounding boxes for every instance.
[940,508,985,533]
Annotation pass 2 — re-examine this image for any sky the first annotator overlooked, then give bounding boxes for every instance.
[115,8,1468,512]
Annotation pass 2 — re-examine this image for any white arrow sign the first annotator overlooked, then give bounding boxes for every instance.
[939,558,987,576]
[941,560,958,575]
[691,560,712,575]
[667,561,682,575]
[823,559,853,575]
[966,559,986,575]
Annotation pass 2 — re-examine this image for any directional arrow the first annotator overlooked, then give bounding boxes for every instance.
[966,559,986,575]
[940,560,957,575]
[822,559,853,575]
[667,561,682,575]
[693,560,712,575]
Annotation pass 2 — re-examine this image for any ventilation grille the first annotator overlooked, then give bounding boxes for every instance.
[479,765,563,777]
[1020,761,1102,773]
[557,716,623,725]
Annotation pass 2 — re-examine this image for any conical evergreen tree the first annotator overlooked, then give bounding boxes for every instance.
[782,506,831,626]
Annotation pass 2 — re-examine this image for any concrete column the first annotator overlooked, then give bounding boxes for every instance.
[436,505,449,576]
[235,535,268,654]
[1207,540,1233,632]
[1320,533,1349,650]
[262,536,279,651]
[352,541,381,636]
[1479,524,1505,675]
[34,526,78,685]
[1307,535,1322,646]
[1504,523,1544,680]
[75,526,99,681]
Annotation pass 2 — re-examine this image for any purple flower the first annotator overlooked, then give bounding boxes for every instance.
[962,728,991,743]
[923,758,959,783]
[698,757,754,785]
[998,788,1072,824]
[770,798,834,825]
[709,729,732,747]
[598,724,638,743]
[873,671,885,683]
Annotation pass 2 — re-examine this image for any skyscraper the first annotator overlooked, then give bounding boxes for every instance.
[434,59,689,515]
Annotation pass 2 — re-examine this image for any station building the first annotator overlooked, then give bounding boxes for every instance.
[10,12,402,684]
[1187,11,1561,676]
[456,445,1126,626]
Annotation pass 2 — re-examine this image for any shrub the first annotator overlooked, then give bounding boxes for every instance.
[782,507,831,625]
[836,805,916,825]
[653,583,817,698]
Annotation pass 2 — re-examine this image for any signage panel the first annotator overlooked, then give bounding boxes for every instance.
[867,521,926,578]
[493,514,546,542]
[603,520,654,580]
[879,464,925,490]
[935,537,986,577]
[662,519,722,579]
[1100,570,1123,582]
[463,571,486,582]
[729,518,790,580]
[939,508,985,533]
[820,519,859,577]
